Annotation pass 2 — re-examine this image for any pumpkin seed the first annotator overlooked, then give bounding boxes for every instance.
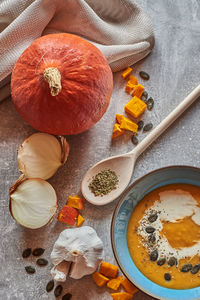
[137,120,144,130]
[141,91,148,100]
[25,266,35,274]
[148,234,156,243]
[131,135,138,145]
[145,226,155,233]
[150,250,158,261]
[147,97,154,111]
[164,273,171,281]
[22,248,32,258]
[143,123,153,132]
[36,258,48,266]
[157,258,166,266]
[32,248,45,256]
[62,293,72,300]
[148,213,158,223]
[181,264,192,272]
[46,280,54,292]
[191,264,200,274]
[141,96,147,102]
[168,257,177,267]
[54,285,63,297]
[139,71,150,80]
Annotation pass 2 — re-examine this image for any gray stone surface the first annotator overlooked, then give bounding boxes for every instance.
[0,0,200,299]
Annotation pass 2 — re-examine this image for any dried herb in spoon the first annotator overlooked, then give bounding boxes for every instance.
[89,169,119,196]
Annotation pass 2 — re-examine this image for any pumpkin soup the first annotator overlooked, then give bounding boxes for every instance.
[127,183,200,289]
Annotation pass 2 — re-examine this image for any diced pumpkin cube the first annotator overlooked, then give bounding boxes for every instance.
[57,205,78,225]
[116,114,138,133]
[124,96,147,118]
[92,272,109,287]
[99,261,118,278]
[129,75,138,85]
[125,82,135,94]
[120,118,138,133]
[131,84,144,98]
[121,277,138,295]
[122,67,133,79]
[107,275,124,290]
[112,123,125,139]
[76,214,85,227]
[67,195,84,210]
[125,76,138,93]
[116,114,124,124]
[111,292,133,300]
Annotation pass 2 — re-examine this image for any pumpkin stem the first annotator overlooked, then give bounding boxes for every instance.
[43,67,62,96]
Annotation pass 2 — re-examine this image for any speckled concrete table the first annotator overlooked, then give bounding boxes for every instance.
[1,1,200,299]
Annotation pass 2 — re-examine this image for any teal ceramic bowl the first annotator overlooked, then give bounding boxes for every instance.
[111,166,200,300]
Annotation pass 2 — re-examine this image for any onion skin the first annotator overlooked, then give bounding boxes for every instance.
[9,177,58,229]
[11,33,113,135]
[9,175,24,219]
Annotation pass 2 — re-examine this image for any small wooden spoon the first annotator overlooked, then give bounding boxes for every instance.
[81,84,200,205]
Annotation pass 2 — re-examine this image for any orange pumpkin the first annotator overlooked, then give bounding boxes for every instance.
[11,33,113,135]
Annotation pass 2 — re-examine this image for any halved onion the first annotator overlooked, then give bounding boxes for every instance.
[17,133,69,180]
[9,177,57,229]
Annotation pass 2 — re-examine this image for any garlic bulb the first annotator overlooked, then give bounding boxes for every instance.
[17,133,69,180]
[51,226,104,281]
[9,177,57,229]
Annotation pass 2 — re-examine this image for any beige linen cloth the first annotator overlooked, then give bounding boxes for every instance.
[0,0,154,102]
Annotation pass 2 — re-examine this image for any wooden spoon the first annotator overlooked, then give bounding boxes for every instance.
[81,84,200,205]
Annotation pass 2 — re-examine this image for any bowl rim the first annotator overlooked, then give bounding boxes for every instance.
[111,165,200,300]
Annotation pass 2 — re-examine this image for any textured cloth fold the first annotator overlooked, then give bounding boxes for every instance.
[0,0,154,101]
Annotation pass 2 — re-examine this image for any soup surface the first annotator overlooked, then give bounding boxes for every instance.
[127,183,200,289]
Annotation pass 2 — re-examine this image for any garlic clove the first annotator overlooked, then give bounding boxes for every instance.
[69,255,97,279]
[17,133,69,180]
[51,226,104,280]
[51,267,67,282]
[9,177,57,229]
[51,261,71,282]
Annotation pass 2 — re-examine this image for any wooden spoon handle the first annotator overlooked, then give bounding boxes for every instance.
[130,83,200,158]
